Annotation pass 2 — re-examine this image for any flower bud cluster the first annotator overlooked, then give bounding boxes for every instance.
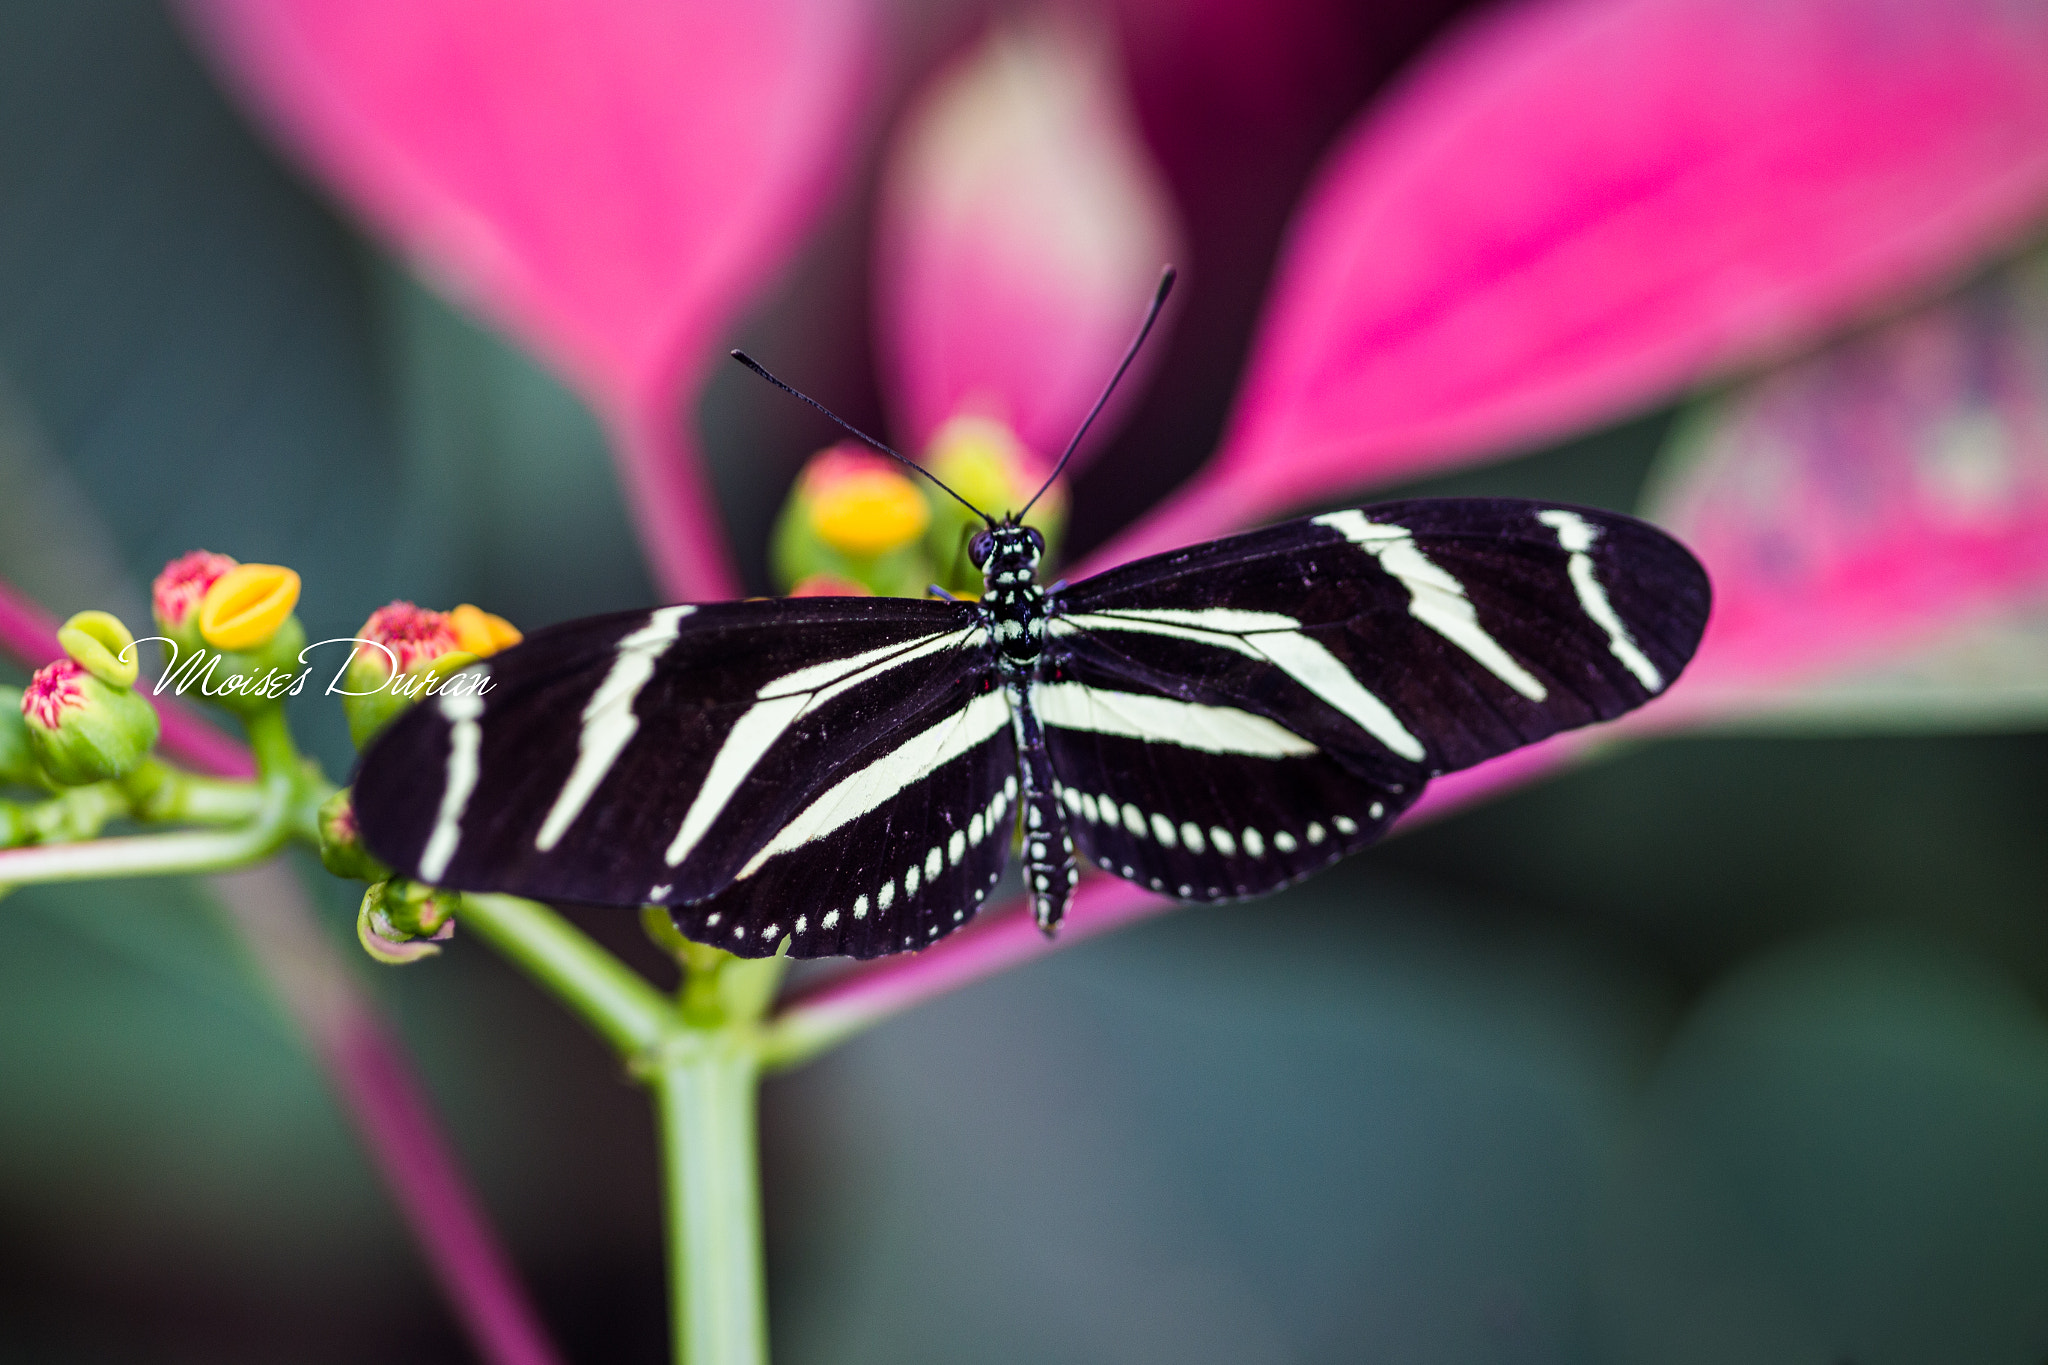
[0,549,523,892]
[770,415,1065,599]
[150,552,307,714]
[358,878,458,964]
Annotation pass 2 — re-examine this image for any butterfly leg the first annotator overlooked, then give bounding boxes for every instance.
[1007,682,1077,934]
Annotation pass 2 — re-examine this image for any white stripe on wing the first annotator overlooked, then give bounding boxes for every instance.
[1032,681,1316,758]
[534,606,695,852]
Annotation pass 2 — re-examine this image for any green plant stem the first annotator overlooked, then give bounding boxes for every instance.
[240,703,300,777]
[0,774,292,883]
[652,1035,768,1365]
[235,703,336,842]
[9,781,130,844]
[464,896,788,1364]
[132,765,272,824]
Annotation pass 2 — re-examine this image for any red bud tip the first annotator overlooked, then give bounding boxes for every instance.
[22,659,89,730]
[799,443,908,493]
[356,602,460,676]
[152,550,239,630]
[788,574,876,598]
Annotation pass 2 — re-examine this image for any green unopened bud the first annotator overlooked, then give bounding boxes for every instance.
[0,688,41,788]
[771,444,936,597]
[357,879,456,964]
[58,611,141,689]
[318,788,391,882]
[20,659,159,785]
[0,800,22,848]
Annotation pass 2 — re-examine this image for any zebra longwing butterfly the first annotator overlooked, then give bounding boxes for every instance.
[352,496,1708,960]
[351,272,1710,960]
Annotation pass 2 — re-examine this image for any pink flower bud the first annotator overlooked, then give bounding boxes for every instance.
[21,658,160,786]
[152,550,239,648]
[318,788,391,882]
[21,659,88,731]
[353,602,463,681]
[343,603,474,749]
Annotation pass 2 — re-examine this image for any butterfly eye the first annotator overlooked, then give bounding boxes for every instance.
[1024,526,1045,555]
[968,530,994,567]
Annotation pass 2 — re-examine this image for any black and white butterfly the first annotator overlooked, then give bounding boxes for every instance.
[352,498,1708,959]
[351,276,1711,960]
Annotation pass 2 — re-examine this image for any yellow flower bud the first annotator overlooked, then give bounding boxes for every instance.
[199,564,302,651]
[448,604,522,657]
[806,459,931,557]
[57,610,140,689]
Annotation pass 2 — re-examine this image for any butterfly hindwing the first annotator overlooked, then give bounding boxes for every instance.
[1036,665,1414,901]
[352,596,999,921]
[672,684,1019,959]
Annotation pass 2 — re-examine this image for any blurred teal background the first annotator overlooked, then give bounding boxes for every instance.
[2,2,2047,1362]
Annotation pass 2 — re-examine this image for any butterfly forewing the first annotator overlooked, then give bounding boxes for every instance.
[1034,500,1708,902]
[352,596,1001,922]
[1050,499,1710,779]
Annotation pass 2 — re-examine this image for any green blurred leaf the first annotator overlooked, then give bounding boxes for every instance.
[1596,930,2048,1365]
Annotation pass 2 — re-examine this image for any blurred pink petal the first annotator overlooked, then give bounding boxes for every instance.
[180,0,875,600]
[1116,0,1460,143]
[876,13,1182,473]
[1107,0,2048,567]
[1647,252,2048,723]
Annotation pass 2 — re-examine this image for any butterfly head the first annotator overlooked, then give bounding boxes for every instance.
[969,521,1044,592]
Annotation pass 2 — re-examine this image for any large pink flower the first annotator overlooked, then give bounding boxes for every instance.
[789,0,2048,1030]
[172,0,2048,1023]
[178,0,878,602]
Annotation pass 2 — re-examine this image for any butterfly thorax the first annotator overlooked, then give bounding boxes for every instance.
[972,522,1049,676]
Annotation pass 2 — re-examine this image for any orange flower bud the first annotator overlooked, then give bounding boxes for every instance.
[788,574,875,598]
[448,604,522,657]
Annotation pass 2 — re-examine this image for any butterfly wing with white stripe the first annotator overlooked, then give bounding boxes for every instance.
[1039,498,1710,898]
[674,693,1019,959]
[352,597,1016,957]
[1036,667,1412,900]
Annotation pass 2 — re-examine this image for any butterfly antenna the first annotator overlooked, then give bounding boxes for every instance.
[730,351,994,526]
[1018,265,1176,519]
